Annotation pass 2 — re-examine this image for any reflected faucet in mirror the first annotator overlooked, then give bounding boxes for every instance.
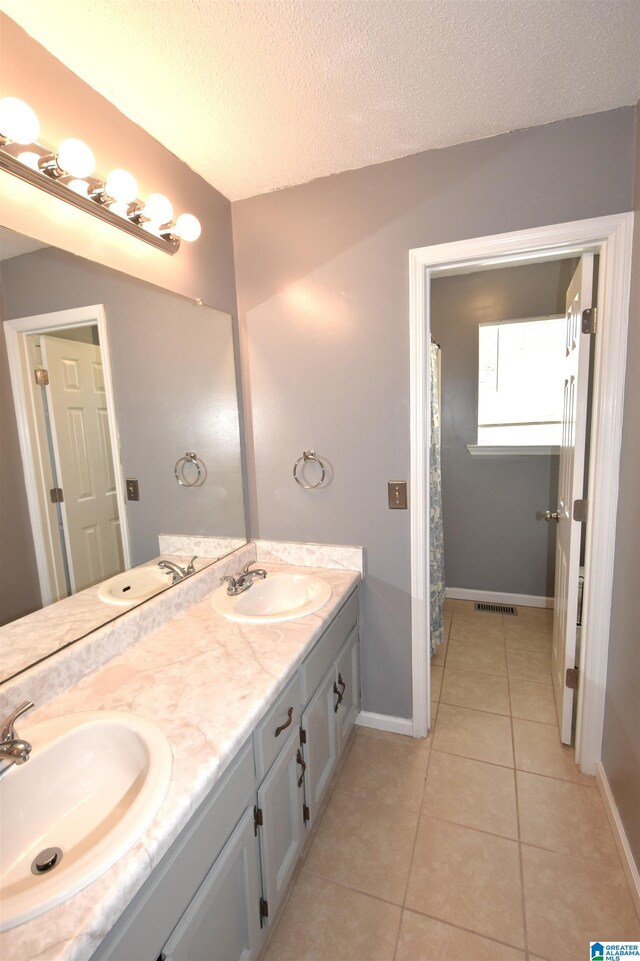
[158,556,197,584]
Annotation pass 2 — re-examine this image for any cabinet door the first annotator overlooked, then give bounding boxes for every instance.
[336,625,360,754]
[257,726,305,924]
[161,805,263,961]
[300,664,338,827]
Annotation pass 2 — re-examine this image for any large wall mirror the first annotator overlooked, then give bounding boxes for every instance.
[0,226,247,683]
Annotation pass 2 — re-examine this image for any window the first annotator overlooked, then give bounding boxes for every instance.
[477,315,565,448]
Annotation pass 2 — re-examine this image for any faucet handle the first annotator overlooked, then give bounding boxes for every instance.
[186,555,197,575]
[1,700,34,742]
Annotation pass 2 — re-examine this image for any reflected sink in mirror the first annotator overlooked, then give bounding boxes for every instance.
[211,572,332,624]
[97,565,172,607]
[0,711,173,931]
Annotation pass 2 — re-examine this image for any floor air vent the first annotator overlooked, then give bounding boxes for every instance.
[474,602,518,615]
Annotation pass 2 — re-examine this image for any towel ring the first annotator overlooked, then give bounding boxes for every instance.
[293,450,327,489]
[175,452,206,488]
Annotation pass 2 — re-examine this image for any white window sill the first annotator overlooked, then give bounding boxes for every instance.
[466,445,560,457]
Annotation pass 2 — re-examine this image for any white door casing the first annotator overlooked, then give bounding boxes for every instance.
[551,255,593,743]
[409,213,634,774]
[40,335,124,593]
[4,305,131,606]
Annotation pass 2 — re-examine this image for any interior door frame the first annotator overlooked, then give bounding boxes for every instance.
[409,212,634,774]
[4,303,131,606]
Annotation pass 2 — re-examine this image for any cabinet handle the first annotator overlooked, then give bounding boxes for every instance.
[333,681,343,713]
[338,673,346,696]
[275,706,294,738]
[296,748,306,788]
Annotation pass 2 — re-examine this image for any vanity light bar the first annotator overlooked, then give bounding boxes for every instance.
[0,98,201,255]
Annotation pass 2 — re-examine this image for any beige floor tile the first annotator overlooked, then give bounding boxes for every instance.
[430,699,439,725]
[507,648,552,684]
[423,751,517,838]
[516,605,553,625]
[446,641,508,677]
[504,623,553,654]
[431,664,444,700]
[509,677,558,724]
[304,788,418,904]
[263,872,400,961]
[396,911,526,961]
[406,818,525,948]
[449,620,505,645]
[441,667,510,715]
[513,718,593,784]
[434,703,514,767]
[517,771,620,865]
[522,844,640,960]
[338,726,429,812]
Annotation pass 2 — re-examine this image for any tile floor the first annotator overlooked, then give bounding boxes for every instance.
[263,600,640,961]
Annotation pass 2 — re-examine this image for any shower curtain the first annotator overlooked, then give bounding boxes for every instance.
[430,340,445,654]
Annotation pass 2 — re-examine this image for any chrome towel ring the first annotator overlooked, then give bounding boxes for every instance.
[174,451,207,487]
[293,450,327,489]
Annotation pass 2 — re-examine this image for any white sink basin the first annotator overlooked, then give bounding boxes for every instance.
[0,711,173,931]
[211,572,332,623]
[97,565,171,607]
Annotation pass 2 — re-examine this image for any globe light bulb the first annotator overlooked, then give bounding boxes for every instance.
[68,178,89,196]
[17,151,41,171]
[57,138,95,178]
[174,213,201,242]
[143,193,173,224]
[0,97,40,144]
[105,168,138,204]
[109,201,129,218]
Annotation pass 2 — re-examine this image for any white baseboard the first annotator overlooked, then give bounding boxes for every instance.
[445,587,554,609]
[356,711,414,736]
[596,761,640,920]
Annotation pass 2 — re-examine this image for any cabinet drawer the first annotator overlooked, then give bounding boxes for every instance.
[254,672,302,780]
[300,588,359,703]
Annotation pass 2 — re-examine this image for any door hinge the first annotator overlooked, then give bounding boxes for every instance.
[299,727,307,745]
[259,897,269,928]
[49,487,64,504]
[573,499,588,523]
[566,667,579,690]
[34,367,49,386]
[581,307,597,334]
[303,804,310,824]
[253,805,263,836]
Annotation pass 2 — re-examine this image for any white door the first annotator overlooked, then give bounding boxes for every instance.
[41,335,124,592]
[551,254,594,743]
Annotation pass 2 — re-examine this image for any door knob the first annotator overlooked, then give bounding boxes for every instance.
[544,510,560,523]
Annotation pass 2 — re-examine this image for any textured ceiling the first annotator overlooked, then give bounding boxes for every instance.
[1,0,639,200]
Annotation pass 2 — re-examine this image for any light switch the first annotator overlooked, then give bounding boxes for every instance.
[126,478,140,501]
[388,481,408,509]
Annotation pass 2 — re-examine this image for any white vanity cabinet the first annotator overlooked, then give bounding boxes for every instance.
[90,584,359,961]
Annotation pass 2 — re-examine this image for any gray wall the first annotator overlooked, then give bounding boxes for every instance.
[1,247,245,568]
[431,260,578,598]
[232,108,636,719]
[601,102,640,870]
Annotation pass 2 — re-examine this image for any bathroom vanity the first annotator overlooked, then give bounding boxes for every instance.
[0,549,361,961]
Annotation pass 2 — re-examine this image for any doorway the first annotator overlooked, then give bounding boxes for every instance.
[409,213,634,774]
[4,304,131,608]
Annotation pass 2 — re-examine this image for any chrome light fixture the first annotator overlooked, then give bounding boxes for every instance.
[0,97,201,255]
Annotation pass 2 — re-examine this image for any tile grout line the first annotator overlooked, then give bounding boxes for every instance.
[505,612,533,961]
[390,734,434,961]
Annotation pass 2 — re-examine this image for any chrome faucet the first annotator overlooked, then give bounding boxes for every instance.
[0,700,34,776]
[224,562,268,596]
[158,555,197,584]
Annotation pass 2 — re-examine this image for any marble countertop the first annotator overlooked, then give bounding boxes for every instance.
[1,562,360,961]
